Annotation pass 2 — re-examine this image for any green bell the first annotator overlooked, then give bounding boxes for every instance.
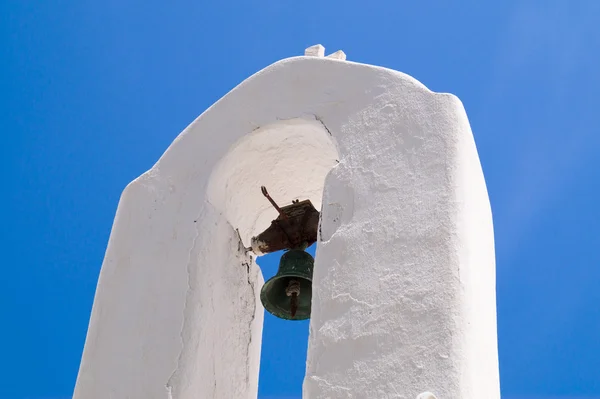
[260,249,314,320]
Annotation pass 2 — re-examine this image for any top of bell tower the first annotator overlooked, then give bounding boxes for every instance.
[304,43,347,60]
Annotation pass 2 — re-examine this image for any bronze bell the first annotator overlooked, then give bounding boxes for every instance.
[249,186,319,321]
[260,249,314,320]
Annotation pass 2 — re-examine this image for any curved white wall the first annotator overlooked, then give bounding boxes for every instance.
[74,52,499,399]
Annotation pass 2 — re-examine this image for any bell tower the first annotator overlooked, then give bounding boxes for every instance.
[74,45,500,399]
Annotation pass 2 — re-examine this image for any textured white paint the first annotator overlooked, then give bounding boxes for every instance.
[74,48,499,398]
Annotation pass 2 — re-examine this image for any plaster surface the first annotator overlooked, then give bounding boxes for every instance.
[74,46,499,399]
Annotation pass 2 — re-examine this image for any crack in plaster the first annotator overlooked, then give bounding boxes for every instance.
[242,258,256,389]
[314,115,333,136]
[236,222,257,391]
[331,292,378,308]
[165,200,208,398]
[309,375,351,392]
[165,196,258,398]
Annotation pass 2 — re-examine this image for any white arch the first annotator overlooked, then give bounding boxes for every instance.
[206,116,339,245]
[74,52,499,399]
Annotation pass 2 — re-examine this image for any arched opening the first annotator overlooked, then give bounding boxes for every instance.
[255,244,315,397]
[206,116,339,245]
[206,117,339,396]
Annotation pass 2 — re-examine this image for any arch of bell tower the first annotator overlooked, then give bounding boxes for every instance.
[74,45,500,399]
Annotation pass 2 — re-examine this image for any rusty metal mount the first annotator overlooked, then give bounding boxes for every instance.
[251,187,320,254]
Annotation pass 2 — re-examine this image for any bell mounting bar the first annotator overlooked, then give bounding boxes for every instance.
[261,186,288,220]
[250,186,320,254]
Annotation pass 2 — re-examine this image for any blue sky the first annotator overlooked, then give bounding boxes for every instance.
[1,1,599,398]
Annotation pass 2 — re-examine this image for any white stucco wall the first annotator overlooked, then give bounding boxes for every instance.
[74,48,499,399]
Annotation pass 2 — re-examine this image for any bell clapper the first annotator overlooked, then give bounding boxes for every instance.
[286,279,301,318]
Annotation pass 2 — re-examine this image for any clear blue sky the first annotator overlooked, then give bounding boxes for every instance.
[1,1,599,398]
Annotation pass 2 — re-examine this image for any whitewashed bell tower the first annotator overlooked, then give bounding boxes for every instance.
[74,45,500,399]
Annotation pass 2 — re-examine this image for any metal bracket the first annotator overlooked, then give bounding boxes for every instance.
[250,186,320,254]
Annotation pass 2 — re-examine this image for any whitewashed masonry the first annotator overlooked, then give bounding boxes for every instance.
[74,45,500,399]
